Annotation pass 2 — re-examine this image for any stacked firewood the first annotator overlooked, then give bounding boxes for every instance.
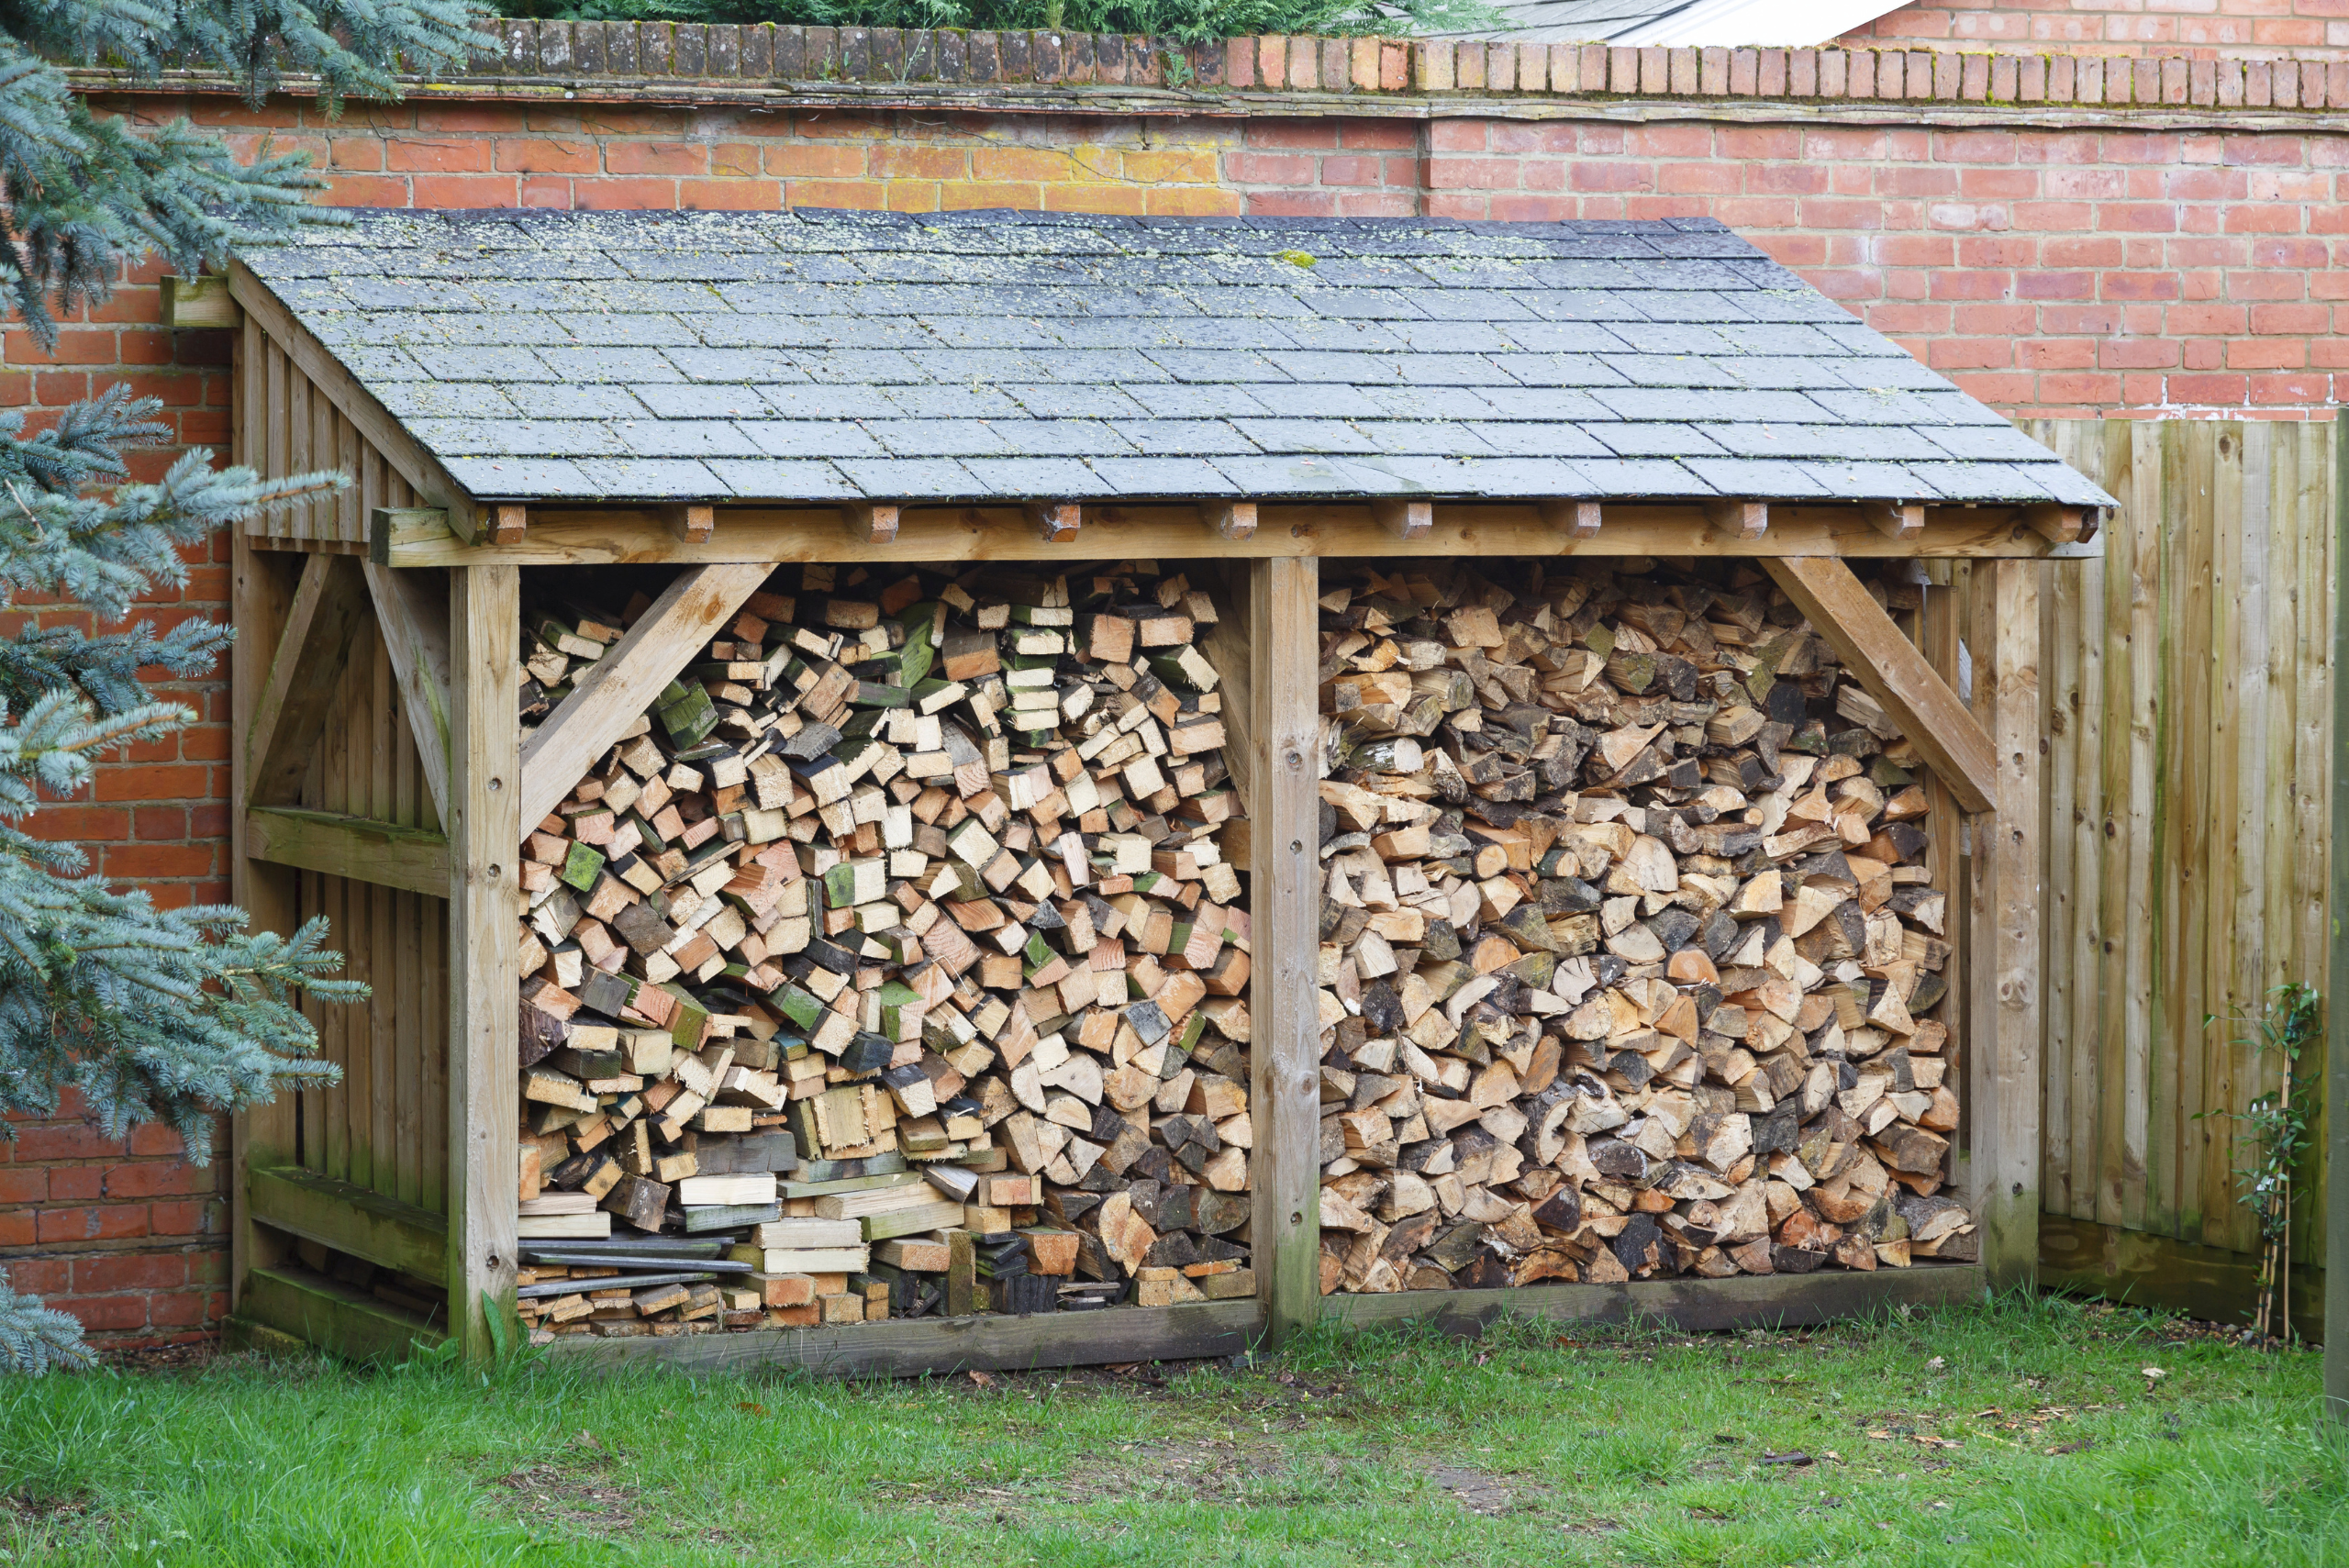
[1313,561,1973,1296]
[511,562,1255,1340]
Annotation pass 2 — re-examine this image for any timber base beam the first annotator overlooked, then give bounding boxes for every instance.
[540,1297,1260,1376]
[1320,1263,1985,1338]
[2039,1215,2324,1344]
[241,1264,447,1363]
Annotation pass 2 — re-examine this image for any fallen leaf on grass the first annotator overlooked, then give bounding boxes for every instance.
[737,1402,767,1417]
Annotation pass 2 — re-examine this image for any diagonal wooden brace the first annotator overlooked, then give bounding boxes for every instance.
[1761,556,1998,815]
[363,562,454,824]
[517,563,775,829]
[247,552,371,808]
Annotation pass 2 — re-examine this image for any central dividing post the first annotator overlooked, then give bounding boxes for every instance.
[449,564,521,1355]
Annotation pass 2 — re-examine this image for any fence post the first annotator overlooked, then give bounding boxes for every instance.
[2326,406,2348,1424]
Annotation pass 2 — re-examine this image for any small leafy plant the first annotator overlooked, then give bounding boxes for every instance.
[2197,982,2321,1343]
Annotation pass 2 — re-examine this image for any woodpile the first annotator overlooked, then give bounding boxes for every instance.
[510,562,1255,1340]
[1312,561,1974,1296]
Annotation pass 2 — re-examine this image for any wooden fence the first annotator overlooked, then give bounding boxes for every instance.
[2025,417,2338,1333]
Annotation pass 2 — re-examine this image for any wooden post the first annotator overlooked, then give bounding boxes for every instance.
[1968,559,2043,1288]
[1249,555,1321,1347]
[447,565,520,1356]
[230,534,300,1307]
[2327,406,2348,1423]
[229,306,298,1309]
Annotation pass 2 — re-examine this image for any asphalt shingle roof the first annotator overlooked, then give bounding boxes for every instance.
[239,208,2113,512]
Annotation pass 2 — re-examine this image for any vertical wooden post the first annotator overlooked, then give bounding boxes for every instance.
[230,533,299,1307]
[2325,406,2348,1423]
[1968,559,2043,1288]
[447,565,520,1355]
[1918,563,1968,1260]
[230,311,298,1309]
[1249,555,1321,1347]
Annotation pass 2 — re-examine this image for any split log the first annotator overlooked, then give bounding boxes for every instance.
[513,562,1252,1335]
[1312,559,1966,1296]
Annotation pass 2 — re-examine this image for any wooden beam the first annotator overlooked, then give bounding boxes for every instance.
[487,504,529,546]
[227,262,479,541]
[243,1265,444,1362]
[1709,498,1769,540]
[363,501,2099,567]
[2039,1215,2326,1345]
[371,506,452,566]
[1541,498,1602,539]
[1205,501,1256,540]
[246,807,450,898]
[249,1165,449,1286]
[362,562,453,825]
[2023,504,2085,545]
[1250,556,1322,1347]
[1322,1262,1982,1336]
[1967,558,2043,1289]
[844,502,899,544]
[517,564,774,831]
[1865,501,1925,541]
[1027,501,1082,543]
[246,551,371,808]
[1760,557,1999,815]
[1373,498,1431,539]
[541,1297,1256,1375]
[161,274,237,328]
[448,564,521,1359]
[660,503,713,544]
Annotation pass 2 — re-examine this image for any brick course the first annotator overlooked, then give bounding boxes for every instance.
[1842,1,2349,61]
[3,50,2342,1346]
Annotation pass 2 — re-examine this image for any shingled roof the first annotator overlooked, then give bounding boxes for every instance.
[238,208,2111,514]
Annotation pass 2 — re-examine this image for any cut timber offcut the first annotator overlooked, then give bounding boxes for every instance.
[511,562,1252,1341]
[1313,559,1970,1297]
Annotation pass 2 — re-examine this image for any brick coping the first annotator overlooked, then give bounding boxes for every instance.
[70,23,2349,115]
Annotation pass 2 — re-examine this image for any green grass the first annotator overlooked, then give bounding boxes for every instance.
[1,1292,2341,1567]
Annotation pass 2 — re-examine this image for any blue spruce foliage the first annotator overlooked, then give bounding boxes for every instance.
[0,0,485,1375]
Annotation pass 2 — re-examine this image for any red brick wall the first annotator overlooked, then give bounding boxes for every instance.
[1230,115,2349,417]
[0,254,233,1348]
[2,72,2340,1347]
[1842,1,2349,60]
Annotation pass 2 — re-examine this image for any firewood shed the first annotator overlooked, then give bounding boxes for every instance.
[212,206,2111,1370]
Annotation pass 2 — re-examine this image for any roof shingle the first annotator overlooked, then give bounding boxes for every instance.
[239,208,2114,511]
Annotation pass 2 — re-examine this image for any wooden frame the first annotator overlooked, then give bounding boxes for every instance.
[223,314,2061,1372]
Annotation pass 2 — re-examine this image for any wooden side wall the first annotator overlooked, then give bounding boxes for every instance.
[2029,418,2337,1273]
[287,614,450,1212]
[250,314,373,548]
[243,313,451,1218]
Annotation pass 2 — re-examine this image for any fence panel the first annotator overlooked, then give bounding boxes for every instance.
[2028,418,2335,1329]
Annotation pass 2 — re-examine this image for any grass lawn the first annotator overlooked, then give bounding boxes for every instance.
[1,1293,2340,1567]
